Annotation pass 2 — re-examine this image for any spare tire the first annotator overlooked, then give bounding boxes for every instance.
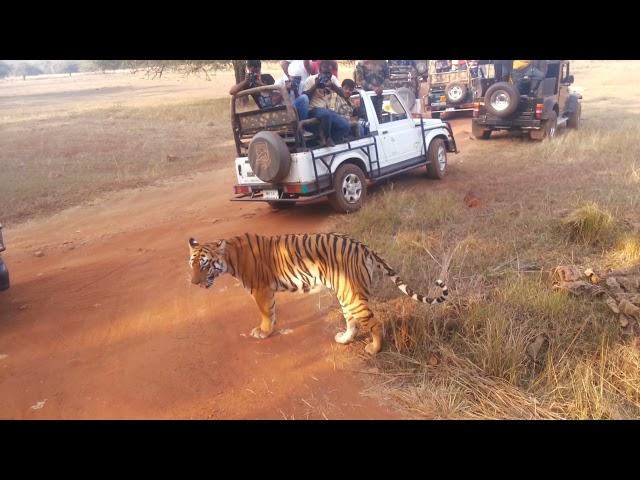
[445,82,467,104]
[484,82,520,118]
[248,131,291,183]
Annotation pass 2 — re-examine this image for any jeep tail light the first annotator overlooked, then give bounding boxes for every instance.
[535,104,544,120]
[473,102,480,118]
[234,185,251,194]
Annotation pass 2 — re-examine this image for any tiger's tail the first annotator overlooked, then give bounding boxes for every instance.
[370,251,448,305]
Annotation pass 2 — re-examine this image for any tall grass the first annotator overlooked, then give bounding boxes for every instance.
[338,82,640,418]
[562,202,618,246]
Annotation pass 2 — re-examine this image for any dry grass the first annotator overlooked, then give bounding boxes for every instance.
[0,89,235,226]
[561,202,618,246]
[338,60,640,419]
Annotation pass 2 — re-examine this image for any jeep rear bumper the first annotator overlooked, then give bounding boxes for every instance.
[473,115,542,130]
[231,190,333,203]
[430,103,475,112]
[231,177,333,203]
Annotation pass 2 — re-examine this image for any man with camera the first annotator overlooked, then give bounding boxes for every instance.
[229,60,278,109]
[299,60,351,147]
[279,60,313,99]
[229,60,273,95]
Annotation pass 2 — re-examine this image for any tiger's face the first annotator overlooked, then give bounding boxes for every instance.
[188,238,227,289]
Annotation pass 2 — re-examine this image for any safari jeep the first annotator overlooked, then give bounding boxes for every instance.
[426,60,480,118]
[471,60,582,140]
[231,85,458,213]
[0,223,9,291]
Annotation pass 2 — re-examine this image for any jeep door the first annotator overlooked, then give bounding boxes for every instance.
[375,92,422,166]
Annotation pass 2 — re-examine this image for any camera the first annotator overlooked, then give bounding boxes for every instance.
[317,72,332,89]
[246,72,258,88]
[290,75,302,97]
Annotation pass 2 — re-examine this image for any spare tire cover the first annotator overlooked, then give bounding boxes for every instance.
[248,131,292,183]
[484,82,520,118]
[445,82,467,104]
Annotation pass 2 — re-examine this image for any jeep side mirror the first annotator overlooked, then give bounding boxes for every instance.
[565,75,574,84]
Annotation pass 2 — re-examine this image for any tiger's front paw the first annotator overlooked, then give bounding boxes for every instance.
[334,331,355,344]
[250,327,272,339]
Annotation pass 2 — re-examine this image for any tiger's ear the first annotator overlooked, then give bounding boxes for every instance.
[216,240,226,249]
[189,238,199,249]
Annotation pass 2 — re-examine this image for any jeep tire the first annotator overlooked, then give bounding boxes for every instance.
[248,131,292,183]
[472,122,491,140]
[445,82,467,105]
[484,82,520,118]
[568,103,581,129]
[328,164,367,214]
[530,110,558,141]
[426,138,448,179]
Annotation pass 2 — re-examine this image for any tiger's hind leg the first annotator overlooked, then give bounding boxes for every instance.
[356,306,382,355]
[250,288,276,340]
[364,320,383,356]
[335,297,383,355]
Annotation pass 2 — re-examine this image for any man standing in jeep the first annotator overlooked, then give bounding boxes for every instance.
[279,60,313,99]
[355,60,389,121]
[512,60,545,94]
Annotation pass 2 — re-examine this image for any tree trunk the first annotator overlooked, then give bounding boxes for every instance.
[233,60,246,84]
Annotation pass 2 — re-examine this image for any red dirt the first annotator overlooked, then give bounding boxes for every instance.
[0,118,471,419]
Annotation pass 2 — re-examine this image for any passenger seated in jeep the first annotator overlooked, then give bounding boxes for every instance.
[326,79,367,138]
[435,60,452,73]
[300,60,351,147]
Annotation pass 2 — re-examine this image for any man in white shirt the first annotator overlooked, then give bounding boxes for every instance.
[280,60,312,99]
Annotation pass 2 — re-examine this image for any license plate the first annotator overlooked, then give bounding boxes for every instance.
[262,189,279,200]
[431,102,445,106]
[446,107,455,111]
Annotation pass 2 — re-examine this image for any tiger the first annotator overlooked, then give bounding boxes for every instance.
[188,233,448,355]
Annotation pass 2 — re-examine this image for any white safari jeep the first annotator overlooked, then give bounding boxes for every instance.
[231,85,458,213]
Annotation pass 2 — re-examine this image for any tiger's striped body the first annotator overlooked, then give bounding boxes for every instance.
[188,233,448,355]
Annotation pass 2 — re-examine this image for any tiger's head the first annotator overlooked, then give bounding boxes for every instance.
[188,237,227,289]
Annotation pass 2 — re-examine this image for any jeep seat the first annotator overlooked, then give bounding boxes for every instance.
[232,86,320,152]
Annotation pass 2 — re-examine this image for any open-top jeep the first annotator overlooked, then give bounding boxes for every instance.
[231,84,458,213]
[426,60,480,118]
[0,223,9,291]
[471,60,582,140]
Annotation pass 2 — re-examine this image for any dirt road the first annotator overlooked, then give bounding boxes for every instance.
[0,118,471,419]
